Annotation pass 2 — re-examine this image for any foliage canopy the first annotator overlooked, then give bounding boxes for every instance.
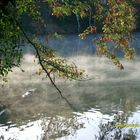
[0,0,137,82]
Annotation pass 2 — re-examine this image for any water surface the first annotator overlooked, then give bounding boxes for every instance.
[0,33,140,140]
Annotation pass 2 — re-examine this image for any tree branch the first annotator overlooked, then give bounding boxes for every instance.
[6,0,78,111]
[16,22,77,111]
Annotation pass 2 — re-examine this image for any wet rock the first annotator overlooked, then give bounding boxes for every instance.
[22,88,36,98]
[0,101,7,111]
[0,110,6,116]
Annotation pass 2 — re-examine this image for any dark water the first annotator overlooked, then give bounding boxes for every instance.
[0,33,140,140]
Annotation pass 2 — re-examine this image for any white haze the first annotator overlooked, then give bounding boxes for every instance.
[0,33,140,140]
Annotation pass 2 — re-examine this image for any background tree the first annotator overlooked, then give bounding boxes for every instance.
[0,0,137,86]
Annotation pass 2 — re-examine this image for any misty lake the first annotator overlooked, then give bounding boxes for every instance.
[0,33,140,140]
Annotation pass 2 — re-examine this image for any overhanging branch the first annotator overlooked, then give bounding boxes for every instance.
[6,0,78,111]
[16,22,77,111]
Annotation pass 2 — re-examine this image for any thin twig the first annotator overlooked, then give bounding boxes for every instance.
[7,0,78,111]
[16,22,77,111]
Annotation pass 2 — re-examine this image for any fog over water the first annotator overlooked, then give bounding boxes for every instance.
[0,33,140,140]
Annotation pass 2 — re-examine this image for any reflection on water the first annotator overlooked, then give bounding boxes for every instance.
[0,33,140,139]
